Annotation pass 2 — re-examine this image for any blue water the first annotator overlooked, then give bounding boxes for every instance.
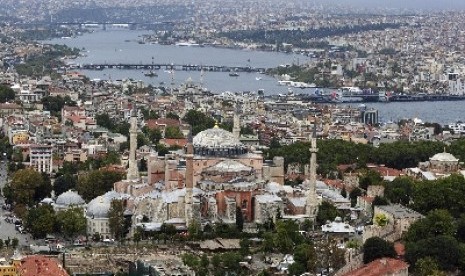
[44,30,465,125]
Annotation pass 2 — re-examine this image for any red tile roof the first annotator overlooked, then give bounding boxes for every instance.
[146,118,180,129]
[341,258,408,276]
[19,255,69,276]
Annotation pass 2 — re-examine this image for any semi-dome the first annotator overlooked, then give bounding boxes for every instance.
[86,196,111,219]
[430,152,459,162]
[192,126,246,156]
[56,190,85,206]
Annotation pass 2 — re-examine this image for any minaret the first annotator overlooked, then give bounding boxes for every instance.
[306,121,318,220]
[127,107,139,181]
[185,128,194,226]
[233,104,240,139]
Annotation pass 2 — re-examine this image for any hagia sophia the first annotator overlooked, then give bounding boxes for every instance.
[43,109,320,239]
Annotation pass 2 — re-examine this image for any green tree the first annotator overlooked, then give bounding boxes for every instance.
[77,170,124,201]
[359,169,383,190]
[11,238,18,249]
[293,243,317,274]
[362,237,396,264]
[54,174,77,196]
[56,207,86,238]
[405,209,456,243]
[187,221,202,240]
[415,257,446,276]
[316,201,340,225]
[108,200,126,241]
[384,176,414,205]
[166,112,180,120]
[41,96,76,118]
[411,174,465,217]
[7,168,52,206]
[164,126,184,139]
[133,230,142,246]
[0,85,15,103]
[406,235,460,271]
[182,110,215,135]
[349,187,363,207]
[24,204,56,239]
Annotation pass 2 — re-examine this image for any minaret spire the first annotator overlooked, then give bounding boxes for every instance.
[185,126,194,226]
[127,106,139,181]
[306,119,318,220]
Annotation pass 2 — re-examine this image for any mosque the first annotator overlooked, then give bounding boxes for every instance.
[86,108,319,237]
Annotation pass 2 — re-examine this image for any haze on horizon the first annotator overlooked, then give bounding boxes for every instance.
[315,0,465,11]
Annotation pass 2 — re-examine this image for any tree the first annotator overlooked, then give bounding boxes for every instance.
[372,196,389,207]
[317,237,346,272]
[384,176,414,205]
[164,126,184,139]
[359,169,383,190]
[77,170,124,201]
[405,209,456,243]
[182,110,215,135]
[7,168,52,206]
[56,208,86,238]
[108,200,126,241]
[374,213,389,227]
[235,207,244,232]
[0,85,15,103]
[341,187,347,198]
[406,235,460,271]
[24,204,56,239]
[293,243,317,274]
[139,158,147,172]
[316,201,340,225]
[349,187,362,207]
[363,237,396,264]
[11,238,18,249]
[54,174,77,196]
[187,221,202,240]
[166,112,180,120]
[133,230,142,246]
[415,257,446,276]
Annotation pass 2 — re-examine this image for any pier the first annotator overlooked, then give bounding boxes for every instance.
[74,63,268,73]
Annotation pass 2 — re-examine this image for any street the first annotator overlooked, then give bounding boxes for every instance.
[0,160,31,247]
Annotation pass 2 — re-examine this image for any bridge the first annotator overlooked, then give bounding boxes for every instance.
[74,63,268,73]
[13,21,175,30]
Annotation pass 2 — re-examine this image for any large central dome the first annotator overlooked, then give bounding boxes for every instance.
[193,126,246,156]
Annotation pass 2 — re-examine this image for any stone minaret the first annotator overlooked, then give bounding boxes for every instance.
[306,122,318,220]
[233,104,240,139]
[127,108,139,181]
[185,128,194,226]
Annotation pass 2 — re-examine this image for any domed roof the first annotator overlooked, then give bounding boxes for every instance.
[56,190,85,206]
[86,196,111,219]
[193,126,243,149]
[430,152,459,162]
[86,191,131,219]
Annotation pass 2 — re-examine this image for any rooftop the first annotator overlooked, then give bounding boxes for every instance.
[376,204,424,219]
[341,258,409,276]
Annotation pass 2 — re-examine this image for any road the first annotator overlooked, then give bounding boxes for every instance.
[0,160,31,247]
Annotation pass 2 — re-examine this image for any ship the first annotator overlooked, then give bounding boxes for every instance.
[144,71,158,77]
[229,72,239,77]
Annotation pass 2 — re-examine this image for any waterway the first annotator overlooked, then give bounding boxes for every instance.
[46,30,310,95]
[45,30,465,125]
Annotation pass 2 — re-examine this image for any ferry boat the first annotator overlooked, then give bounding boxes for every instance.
[144,71,158,77]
